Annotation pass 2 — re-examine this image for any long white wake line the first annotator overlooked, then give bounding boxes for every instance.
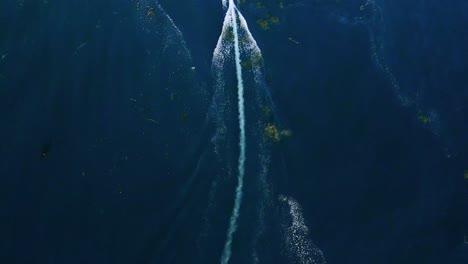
[155,3,192,60]
[220,1,246,264]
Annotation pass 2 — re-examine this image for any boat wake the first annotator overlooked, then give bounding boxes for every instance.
[207,1,325,263]
[279,195,327,264]
[332,0,443,138]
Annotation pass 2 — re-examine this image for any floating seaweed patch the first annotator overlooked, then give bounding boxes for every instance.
[265,123,292,142]
[147,7,156,17]
[265,123,281,142]
[417,112,431,124]
[256,14,280,30]
[222,25,235,42]
[280,129,292,137]
[241,51,262,68]
[180,113,189,122]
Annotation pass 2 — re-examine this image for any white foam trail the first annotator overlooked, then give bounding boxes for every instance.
[155,3,192,60]
[220,1,246,263]
[251,154,272,264]
[279,195,326,264]
[357,0,444,137]
[211,1,270,262]
[136,1,192,61]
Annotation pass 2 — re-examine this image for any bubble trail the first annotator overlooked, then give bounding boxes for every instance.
[218,1,248,263]
[279,195,327,264]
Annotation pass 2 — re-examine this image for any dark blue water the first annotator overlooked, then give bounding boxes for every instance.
[0,0,467,263]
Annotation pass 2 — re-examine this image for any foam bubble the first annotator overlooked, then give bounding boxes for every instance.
[279,195,327,264]
[332,0,444,138]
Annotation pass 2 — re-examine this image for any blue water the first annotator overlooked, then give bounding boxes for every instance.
[0,0,467,263]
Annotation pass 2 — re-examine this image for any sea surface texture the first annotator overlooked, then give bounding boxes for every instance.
[0,0,467,264]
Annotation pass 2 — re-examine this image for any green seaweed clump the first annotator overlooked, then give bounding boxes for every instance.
[180,113,189,122]
[257,19,270,30]
[241,51,262,68]
[256,14,280,31]
[222,26,234,42]
[280,129,292,137]
[264,123,292,142]
[265,123,280,142]
[147,7,156,17]
[417,112,431,124]
[464,170,468,180]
